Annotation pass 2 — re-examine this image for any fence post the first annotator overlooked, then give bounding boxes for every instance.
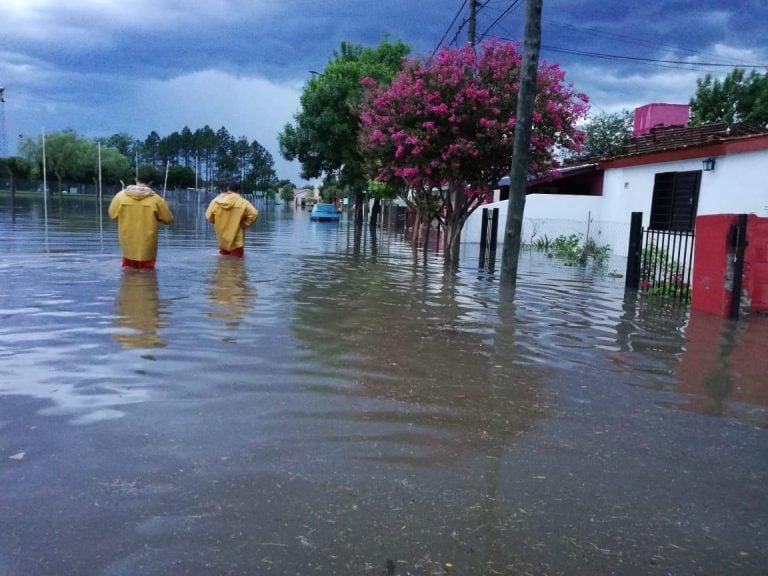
[488,208,499,270]
[625,212,643,291]
[479,207,489,268]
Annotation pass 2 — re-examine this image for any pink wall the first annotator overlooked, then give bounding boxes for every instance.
[632,103,690,137]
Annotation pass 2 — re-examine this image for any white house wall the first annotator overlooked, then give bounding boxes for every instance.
[463,148,768,258]
[696,150,768,216]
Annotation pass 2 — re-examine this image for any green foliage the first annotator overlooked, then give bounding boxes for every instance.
[689,68,768,128]
[166,165,196,189]
[278,38,410,189]
[0,156,32,179]
[538,233,611,267]
[367,179,400,199]
[271,179,297,203]
[580,110,633,157]
[19,130,131,190]
[18,123,280,191]
[641,244,680,280]
[530,234,551,251]
[646,281,691,300]
[640,245,690,299]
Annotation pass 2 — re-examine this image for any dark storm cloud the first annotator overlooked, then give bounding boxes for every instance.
[0,0,765,181]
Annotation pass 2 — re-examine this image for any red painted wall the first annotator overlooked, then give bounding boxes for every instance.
[691,215,736,316]
[692,214,768,316]
[743,214,768,311]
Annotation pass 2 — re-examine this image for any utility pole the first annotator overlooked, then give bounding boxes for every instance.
[467,0,477,45]
[500,0,543,286]
[0,86,7,159]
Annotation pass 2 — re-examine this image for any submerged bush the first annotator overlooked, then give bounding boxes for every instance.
[534,233,611,267]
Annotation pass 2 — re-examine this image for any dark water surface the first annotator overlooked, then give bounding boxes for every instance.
[1,196,766,575]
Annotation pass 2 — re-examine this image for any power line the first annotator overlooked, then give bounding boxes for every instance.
[542,18,767,68]
[478,0,521,42]
[433,0,468,56]
[436,3,768,72]
[540,45,768,70]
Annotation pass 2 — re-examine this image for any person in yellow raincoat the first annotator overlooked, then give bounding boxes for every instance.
[205,181,259,257]
[108,168,174,269]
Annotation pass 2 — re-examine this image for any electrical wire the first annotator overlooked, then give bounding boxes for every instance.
[478,0,521,42]
[540,45,768,71]
[433,0,468,56]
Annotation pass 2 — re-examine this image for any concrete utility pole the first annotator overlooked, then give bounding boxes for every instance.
[467,0,477,45]
[500,0,543,285]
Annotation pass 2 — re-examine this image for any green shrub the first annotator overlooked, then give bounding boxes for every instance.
[534,233,611,267]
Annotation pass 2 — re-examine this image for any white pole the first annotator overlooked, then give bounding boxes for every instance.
[98,141,103,248]
[42,128,49,251]
[162,160,170,199]
[135,148,138,181]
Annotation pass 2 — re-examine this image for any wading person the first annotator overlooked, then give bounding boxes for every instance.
[108,167,174,270]
[205,181,259,257]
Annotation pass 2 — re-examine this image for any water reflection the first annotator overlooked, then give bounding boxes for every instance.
[205,256,254,341]
[292,254,546,467]
[1,199,767,574]
[113,270,166,349]
[676,311,768,425]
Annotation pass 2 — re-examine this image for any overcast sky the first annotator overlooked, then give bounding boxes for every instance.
[1,0,766,184]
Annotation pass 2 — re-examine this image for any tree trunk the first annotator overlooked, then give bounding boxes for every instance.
[56,174,63,196]
[5,166,15,205]
[444,221,462,267]
[443,186,464,268]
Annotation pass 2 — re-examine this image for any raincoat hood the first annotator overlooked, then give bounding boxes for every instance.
[124,184,155,200]
[213,193,240,209]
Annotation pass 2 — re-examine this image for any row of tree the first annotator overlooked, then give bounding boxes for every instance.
[5,126,283,198]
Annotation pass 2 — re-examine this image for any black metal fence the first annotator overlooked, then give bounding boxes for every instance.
[479,207,499,270]
[625,212,695,303]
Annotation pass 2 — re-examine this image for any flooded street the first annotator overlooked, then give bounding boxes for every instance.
[1,196,766,575]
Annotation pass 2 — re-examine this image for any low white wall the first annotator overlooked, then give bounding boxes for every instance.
[463,195,631,257]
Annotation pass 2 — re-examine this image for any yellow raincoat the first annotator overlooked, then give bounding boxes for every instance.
[205,193,259,251]
[108,184,174,261]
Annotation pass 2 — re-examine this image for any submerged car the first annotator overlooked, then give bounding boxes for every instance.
[310,203,340,222]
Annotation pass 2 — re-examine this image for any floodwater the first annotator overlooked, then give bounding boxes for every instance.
[0,195,766,576]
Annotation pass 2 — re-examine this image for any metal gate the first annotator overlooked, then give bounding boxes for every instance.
[625,212,695,302]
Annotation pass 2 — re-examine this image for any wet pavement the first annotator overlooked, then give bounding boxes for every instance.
[0,196,766,575]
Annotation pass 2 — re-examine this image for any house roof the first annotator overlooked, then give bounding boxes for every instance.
[510,122,768,192]
[499,163,599,187]
[601,122,768,169]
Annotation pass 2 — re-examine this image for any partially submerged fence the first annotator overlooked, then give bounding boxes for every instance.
[626,212,695,303]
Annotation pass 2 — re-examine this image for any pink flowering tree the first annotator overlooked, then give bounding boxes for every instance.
[358,40,589,266]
